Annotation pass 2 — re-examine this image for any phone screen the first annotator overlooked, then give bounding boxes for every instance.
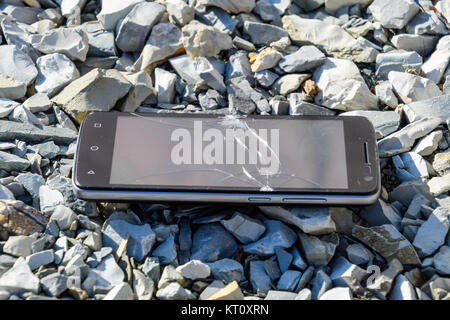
[108,115,348,191]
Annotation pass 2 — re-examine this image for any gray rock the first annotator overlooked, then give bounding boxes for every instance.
[244,220,297,257]
[412,131,443,156]
[103,282,133,300]
[255,70,279,88]
[115,2,165,53]
[0,150,30,172]
[132,269,154,300]
[391,34,439,57]
[133,22,183,72]
[50,205,77,230]
[254,0,290,21]
[375,81,399,109]
[220,212,266,244]
[358,199,403,230]
[156,282,196,300]
[281,15,378,63]
[388,71,442,104]
[413,207,450,257]
[403,94,450,125]
[290,247,308,271]
[265,290,297,300]
[14,172,44,197]
[9,105,43,128]
[194,57,226,93]
[181,20,233,58]
[330,256,367,287]
[311,269,332,299]
[3,235,34,257]
[158,265,185,289]
[176,260,211,280]
[190,223,238,262]
[273,74,310,96]
[368,0,419,29]
[259,206,336,235]
[152,234,177,265]
[0,257,40,294]
[199,89,227,110]
[40,273,69,297]
[289,101,336,116]
[313,58,378,111]
[0,184,15,200]
[232,36,255,51]
[119,71,153,113]
[102,217,156,262]
[225,51,253,82]
[0,120,76,144]
[376,50,423,79]
[344,110,400,140]
[377,117,442,157]
[199,280,225,300]
[279,45,326,73]
[154,68,177,104]
[0,44,37,87]
[1,18,40,62]
[277,270,301,291]
[352,224,421,265]
[297,232,336,266]
[295,288,312,300]
[249,260,271,294]
[319,287,353,300]
[141,257,160,283]
[275,248,292,274]
[433,246,450,275]
[407,10,448,35]
[194,0,256,14]
[0,98,20,118]
[264,259,281,281]
[243,21,288,46]
[169,55,202,86]
[0,74,26,100]
[346,243,373,265]
[39,186,64,216]
[51,68,131,124]
[367,258,403,299]
[82,255,125,295]
[389,274,417,300]
[97,0,145,30]
[23,93,52,113]
[421,35,450,84]
[393,152,429,183]
[200,7,237,34]
[389,178,434,207]
[207,258,244,283]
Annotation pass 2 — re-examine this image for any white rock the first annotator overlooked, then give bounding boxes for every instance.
[23,93,52,113]
[427,175,450,197]
[154,68,178,104]
[421,35,450,84]
[57,0,87,17]
[97,0,145,30]
[325,0,372,14]
[176,260,211,280]
[193,57,226,93]
[0,45,38,86]
[0,74,26,100]
[403,94,450,125]
[273,74,310,96]
[35,53,80,97]
[368,0,420,29]
[0,98,20,118]
[376,50,423,79]
[313,58,378,111]
[375,81,399,108]
[340,110,400,139]
[82,255,125,295]
[3,235,34,257]
[39,185,64,216]
[25,249,54,270]
[166,0,195,27]
[319,287,353,300]
[156,282,196,300]
[50,205,77,230]
[0,257,40,294]
[412,131,443,156]
[389,274,417,300]
[118,71,154,113]
[391,34,438,57]
[32,28,89,62]
[132,269,154,300]
[388,71,442,104]
[103,282,134,300]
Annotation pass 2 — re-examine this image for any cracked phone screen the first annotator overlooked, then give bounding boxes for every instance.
[109,114,348,191]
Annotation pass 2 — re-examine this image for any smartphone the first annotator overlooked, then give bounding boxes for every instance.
[72,112,380,205]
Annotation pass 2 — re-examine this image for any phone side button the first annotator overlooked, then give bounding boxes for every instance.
[282,198,327,203]
[248,197,271,202]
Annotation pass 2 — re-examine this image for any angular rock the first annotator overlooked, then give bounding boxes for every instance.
[0,75,26,100]
[255,70,279,88]
[190,223,238,262]
[205,281,244,300]
[346,243,373,265]
[193,57,226,93]
[311,269,332,299]
[103,282,133,300]
[313,58,378,111]
[273,74,310,96]
[358,199,403,230]
[0,98,20,118]
[81,21,117,58]
[244,220,297,257]
[407,10,448,35]
[393,152,429,182]
[97,0,144,30]
[220,212,265,244]
[251,47,282,72]
[3,235,34,257]
[377,117,442,157]
[181,21,233,58]
[225,51,253,82]
[52,68,131,124]
[277,270,301,291]
[0,120,77,144]
[176,260,211,280]
[40,273,69,297]
[279,45,326,73]
[330,256,367,287]
[265,290,297,300]
[282,15,378,63]
[376,50,423,79]
[249,260,271,294]
[352,224,421,265]
[275,248,293,274]
[156,282,196,300]
[412,131,443,156]
[259,206,336,236]
[152,234,177,265]
[367,0,420,29]
[0,200,48,235]
[388,71,442,104]
[341,110,400,139]
[243,21,288,46]
[132,269,154,300]
[32,28,89,62]
[154,68,177,104]
[118,71,153,113]
[0,45,38,86]
[0,257,39,294]
[319,287,353,300]
[413,207,450,257]
[207,258,244,283]
[421,35,450,84]
[50,205,77,230]
[166,0,195,27]
[367,258,403,299]
[433,246,450,276]
[433,151,450,176]
[82,255,125,295]
[0,151,30,172]
[375,81,399,109]
[264,259,281,281]
[39,186,64,216]
[195,0,256,14]
[133,23,184,71]
[115,2,165,53]
[389,274,417,300]
[297,232,336,266]
[200,7,237,34]
[14,172,44,197]
[403,94,450,125]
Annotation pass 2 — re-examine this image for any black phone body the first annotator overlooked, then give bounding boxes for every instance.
[73,112,380,205]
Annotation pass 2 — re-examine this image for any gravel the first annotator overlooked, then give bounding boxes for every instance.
[0,0,448,301]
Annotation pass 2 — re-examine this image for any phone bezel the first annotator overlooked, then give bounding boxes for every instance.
[73,112,380,195]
